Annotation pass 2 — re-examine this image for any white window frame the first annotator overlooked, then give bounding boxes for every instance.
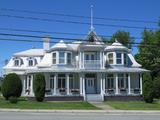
[14,58,21,67]
[116,52,123,65]
[52,52,57,64]
[28,57,36,67]
[107,52,115,65]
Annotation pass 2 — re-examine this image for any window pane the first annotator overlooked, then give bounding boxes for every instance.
[116,53,122,64]
[59,52,65,64]
[67,53,71,64]
[52,53,56,64]
[124,53,127,65]
[108,53,113,64]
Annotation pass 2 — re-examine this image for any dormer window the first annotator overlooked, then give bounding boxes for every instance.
[14,59,20,66]
[52,52,57,64]
[108,53,113,64]
[13,57,23,67]
[116,53,122,64]
[59,51,65,64]
[52,51,72,65]
[27,57,37,67]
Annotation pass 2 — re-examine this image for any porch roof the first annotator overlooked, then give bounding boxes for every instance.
[25,66,149,74]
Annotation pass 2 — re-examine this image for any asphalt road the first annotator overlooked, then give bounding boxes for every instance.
[0,111,160,120]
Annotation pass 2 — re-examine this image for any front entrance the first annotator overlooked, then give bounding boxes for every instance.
[85,74,97,94]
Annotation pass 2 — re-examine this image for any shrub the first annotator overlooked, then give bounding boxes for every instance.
[153,76,160,98]
[9,96,18,104]
[143,74,154,103]
[33,73,46,102]
[1,73,22,100]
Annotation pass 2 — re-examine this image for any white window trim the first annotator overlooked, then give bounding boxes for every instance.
[107,52,115,65]
[52,51,72,65]
[14,58,21,67]
[116,52,123,65]
[28,57,36,67]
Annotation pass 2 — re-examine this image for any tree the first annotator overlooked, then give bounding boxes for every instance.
[1,73,22,100]
[109,30,134,48]
[135,29,160,79]
[33,73,46,102]
[143,74,154,103]
[153,76,160,98]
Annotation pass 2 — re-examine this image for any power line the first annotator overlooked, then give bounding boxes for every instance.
[0,27,142,39]
[0,32,159,47]
[1,8,158,24]
[0,37,157,48]
[0,14,158,30]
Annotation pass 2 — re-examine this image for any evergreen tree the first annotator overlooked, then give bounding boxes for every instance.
[1,73,22,100]
[33,73,46,102]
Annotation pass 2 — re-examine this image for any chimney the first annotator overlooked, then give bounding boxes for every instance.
[43,36,50,50]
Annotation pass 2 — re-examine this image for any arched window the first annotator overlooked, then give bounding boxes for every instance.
[27,57,37,67]
[13,57,23,66]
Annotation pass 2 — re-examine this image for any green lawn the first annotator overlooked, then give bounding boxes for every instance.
[105,101,160,110]
[0,97,98,110]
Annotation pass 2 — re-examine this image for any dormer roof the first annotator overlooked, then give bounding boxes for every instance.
[105,40,130,52]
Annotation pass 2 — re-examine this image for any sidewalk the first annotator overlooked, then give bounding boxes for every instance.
[0,108,160,114]
[89,102,115,110]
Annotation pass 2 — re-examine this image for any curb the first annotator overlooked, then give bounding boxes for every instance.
[0,109,160,114]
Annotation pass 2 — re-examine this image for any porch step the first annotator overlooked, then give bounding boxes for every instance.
[86,94,103,102]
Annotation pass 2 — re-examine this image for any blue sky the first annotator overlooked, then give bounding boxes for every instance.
[0,0,160,76]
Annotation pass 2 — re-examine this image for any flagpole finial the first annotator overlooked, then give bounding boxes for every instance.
[90,5,94,31]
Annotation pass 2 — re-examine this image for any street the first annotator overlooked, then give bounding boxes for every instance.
[0,111,160,120]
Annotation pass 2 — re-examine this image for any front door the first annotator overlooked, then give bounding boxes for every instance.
[86,78,96,94]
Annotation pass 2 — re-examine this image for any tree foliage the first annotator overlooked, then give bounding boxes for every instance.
[33,73,46,102]
[153,76,160,98]
[1,73,22,100]
[135,29,160,78]
[109,30,134,48]
[143,74,154,103]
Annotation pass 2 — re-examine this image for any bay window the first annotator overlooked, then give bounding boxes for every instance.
[52,51,72,65]
[108,53,113,64]
[116,53,122,64]
[52,52,56,64]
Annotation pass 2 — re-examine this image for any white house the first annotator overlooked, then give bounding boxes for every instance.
[3,30,148,101]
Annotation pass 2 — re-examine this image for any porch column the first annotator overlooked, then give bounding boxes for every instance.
[30,75,34,96]
[82,52,84,69]
[23,77,26,95]
[128,73,131,95]
[115,73,119,94]
[66,74,70,95]
[103,74,106,94]
[80,74,83,95]
[100,51,103,69]
[79,52,81,69]
[54,73,57,95]
[102,52,105,69]
[140,73,143,94]
[82,74,85,96]
[100,73,103,95]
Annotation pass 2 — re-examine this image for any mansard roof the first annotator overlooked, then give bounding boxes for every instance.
[13,49,45,57]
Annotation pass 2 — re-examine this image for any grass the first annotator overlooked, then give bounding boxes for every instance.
[105,101,160,110]
[0,97,98,110]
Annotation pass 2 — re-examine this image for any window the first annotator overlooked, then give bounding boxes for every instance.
[50,75,54,89]
[118,74,125,88]
[124,53,128,65]
[59,51,65,64]
[108,53,113,64]
[67,52,72,64]
[58,74,66,88]
[28,59,34,66]
[107,74,114,89]
[52,52,56,64]
[14,59,20,66]
[116,53,122,64]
